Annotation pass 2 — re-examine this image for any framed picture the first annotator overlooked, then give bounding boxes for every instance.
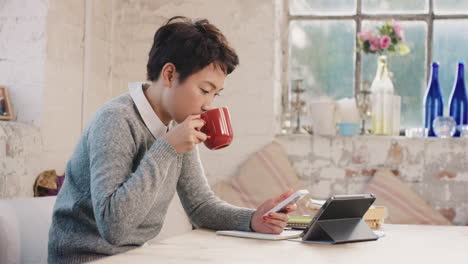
[0,86,14,121]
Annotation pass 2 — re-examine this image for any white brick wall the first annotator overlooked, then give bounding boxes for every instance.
[0,0,48,125]
[0,122,43,198]
[1,0,283,194]
[109,0,281,183]
[42,0,85,172]
[277,134,468,225]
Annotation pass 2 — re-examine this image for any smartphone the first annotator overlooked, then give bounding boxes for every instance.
[263,189,309,216]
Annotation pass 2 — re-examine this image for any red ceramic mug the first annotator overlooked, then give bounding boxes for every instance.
[200,107,234,150]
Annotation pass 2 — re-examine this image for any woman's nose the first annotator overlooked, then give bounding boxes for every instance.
[202,99,214,112]
[201,106,212,112]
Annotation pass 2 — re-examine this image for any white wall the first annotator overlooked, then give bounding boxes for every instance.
[0,0,47,125]
[39,0,286,178]
[43,0,283,180]
[81,0,114,127]
[42,0,85,173]
[1,0,282,196]
[109,0,282,183]
[42,0,114,173]
[0,0,113,189]
[0,0,48,198]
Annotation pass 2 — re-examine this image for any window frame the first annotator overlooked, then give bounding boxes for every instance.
[282,0,468,127]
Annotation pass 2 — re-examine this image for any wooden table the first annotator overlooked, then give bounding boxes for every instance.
[92,224,468,264]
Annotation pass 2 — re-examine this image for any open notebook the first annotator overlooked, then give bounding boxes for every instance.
[216,230,303,240]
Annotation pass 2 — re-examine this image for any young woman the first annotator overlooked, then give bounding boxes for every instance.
[48,16,297,263]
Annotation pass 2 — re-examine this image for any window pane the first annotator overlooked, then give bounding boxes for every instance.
[289,20,355,102]
[362,0,428,14]
[434,20,468,115]
[289,0,356,15]
[361,21,427,127]
[434,0,468,15]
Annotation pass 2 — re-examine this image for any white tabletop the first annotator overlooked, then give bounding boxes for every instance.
[91,224,468,264]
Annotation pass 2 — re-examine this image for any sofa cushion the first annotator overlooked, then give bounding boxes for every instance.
[0,196,56,264]
[364,169,452,225]
[212,141,310,216]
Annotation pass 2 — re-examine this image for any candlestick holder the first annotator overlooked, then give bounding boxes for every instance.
[291,79,307,134]
[355,81,372,135]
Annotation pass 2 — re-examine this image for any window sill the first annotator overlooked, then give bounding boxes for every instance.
[275,133,467,141]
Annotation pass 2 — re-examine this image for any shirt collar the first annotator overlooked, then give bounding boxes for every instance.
[129,82,168,139]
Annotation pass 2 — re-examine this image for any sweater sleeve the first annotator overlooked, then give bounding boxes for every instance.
[87,109,180,245]
[176,146,255,231]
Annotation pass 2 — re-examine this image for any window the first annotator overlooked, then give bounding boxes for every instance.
[287,0,468,128]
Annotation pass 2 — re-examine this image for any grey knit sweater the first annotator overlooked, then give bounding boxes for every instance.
[48,94,255,263]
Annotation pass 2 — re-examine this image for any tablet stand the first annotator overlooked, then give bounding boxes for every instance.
[303,218,378,244]
[301,194,379,244]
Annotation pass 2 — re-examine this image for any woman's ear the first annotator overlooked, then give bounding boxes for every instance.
[161,62,176,88]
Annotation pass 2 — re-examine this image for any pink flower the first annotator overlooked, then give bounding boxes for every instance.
[380,35,391,50]
[392,20,404,40]
[369,35,381,51]
[358,30,373,42]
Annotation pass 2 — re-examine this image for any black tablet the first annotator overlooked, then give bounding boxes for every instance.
[301,194,379,244]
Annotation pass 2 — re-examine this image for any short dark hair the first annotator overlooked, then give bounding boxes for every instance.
[147,16,239,82]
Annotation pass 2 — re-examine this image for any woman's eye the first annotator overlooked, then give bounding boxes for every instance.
[215,93,221,97]
[200,88,209,94]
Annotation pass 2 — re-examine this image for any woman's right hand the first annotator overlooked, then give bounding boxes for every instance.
[163,115,208,154]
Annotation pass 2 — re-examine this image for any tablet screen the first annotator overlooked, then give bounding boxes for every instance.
[318,195,375,220]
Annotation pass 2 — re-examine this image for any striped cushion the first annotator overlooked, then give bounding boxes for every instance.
[364,169,452,225]
[212,141,310,216]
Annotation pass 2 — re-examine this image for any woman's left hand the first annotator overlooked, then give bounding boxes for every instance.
[250,190,298,234]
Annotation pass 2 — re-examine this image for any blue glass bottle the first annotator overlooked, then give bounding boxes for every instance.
[448,62,468,137]
[424,62,444,137]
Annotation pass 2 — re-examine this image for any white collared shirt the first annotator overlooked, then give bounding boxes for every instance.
[129,82,168,139]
